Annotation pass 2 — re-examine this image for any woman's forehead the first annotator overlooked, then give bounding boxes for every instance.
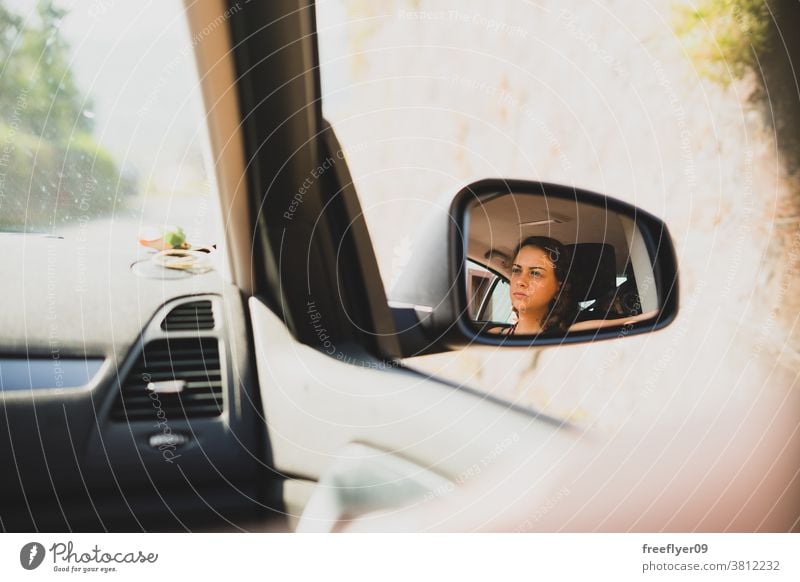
[514,246,554,268]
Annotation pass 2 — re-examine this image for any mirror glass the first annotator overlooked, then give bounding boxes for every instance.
[465,191,661,337]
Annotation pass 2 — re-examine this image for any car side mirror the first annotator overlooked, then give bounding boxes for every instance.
[389,179,678,355]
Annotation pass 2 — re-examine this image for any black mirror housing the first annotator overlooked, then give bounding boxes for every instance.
[389,179,679,355]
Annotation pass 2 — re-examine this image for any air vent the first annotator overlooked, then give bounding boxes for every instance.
[161,300,215,331]
[112,337,224,422]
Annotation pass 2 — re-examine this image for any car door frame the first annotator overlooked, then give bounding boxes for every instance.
[223,0,398,362]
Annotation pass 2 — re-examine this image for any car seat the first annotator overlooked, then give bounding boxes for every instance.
[565,243,619,322]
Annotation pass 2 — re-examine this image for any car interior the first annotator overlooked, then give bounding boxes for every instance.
[3,0,498,533]
[465,191,659,332]
[3,0,747,535]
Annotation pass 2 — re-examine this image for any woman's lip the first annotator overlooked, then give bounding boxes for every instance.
[512,292,527,299]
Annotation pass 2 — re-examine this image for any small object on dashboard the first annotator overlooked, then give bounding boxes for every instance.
[191,243,217,254]
[138,225,190,251]
[151,249,213,273]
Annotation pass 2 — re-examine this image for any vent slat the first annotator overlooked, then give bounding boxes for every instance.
[125,386,223,398]
[122,383,224,395]
[130,371,222,382]
[112,336,224,422]
[122,381,224,394]
[161,324,214,331]
[143,348,215,359]
[127,394,222,416]
[133,359,221,370]
[120,405,222,421]
[169,305,212,312]
[161,301,215,331]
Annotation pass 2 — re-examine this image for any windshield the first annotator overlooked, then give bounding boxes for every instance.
[0,0,221,249]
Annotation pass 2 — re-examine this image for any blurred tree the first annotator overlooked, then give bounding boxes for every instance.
[0,0,133,232]
[672,0,771,86]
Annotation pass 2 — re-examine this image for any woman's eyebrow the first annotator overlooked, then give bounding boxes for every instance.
[514,263,549,271]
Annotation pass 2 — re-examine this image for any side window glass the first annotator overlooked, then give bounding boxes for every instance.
[465,260,494,319]
[465,260,514,324]
[483,279,513,324]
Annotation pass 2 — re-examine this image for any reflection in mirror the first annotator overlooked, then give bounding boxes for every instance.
[465,192,660,337]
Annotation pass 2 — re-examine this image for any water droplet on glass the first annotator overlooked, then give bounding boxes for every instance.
[82,111,95,119]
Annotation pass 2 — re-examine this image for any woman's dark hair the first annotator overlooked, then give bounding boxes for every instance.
[512,236,578,333]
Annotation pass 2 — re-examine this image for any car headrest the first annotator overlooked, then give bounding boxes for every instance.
[566,243,617,301]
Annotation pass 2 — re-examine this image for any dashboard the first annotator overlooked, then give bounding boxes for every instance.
[0,234,279,531]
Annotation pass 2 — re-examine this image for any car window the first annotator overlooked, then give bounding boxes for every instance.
[0,1,222,255]
[315,1,526,288]
[465,260,493,318]
[315,2,613,421]
[314,1,791,435]
[482,278,513,323]
[465,259,513,323]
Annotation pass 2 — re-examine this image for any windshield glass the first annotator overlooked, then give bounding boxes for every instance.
[0,0,221,248]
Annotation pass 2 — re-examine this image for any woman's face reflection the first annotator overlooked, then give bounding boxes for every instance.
[509,246,561,317]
